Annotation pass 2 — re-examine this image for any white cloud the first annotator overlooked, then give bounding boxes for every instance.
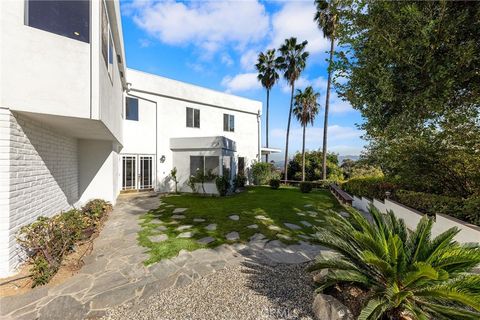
[129,0,270,56]
[269,1,329,55]
[221,53,234,66]
[240,49,260,71]
[138,38,152,48]
[272,125,363,142]
[221,73,261,93]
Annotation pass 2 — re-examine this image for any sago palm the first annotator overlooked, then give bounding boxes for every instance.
[278,37,309,181]
[311,207,480,320]
[293,86,320,181]
[314,0,338,180]
[255,49,281,163]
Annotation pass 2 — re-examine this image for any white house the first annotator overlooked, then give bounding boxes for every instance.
[0,1,263,276]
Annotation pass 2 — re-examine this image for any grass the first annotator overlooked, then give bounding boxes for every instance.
[138,186,344,264]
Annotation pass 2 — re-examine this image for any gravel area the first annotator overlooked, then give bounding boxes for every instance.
[102,262,315,320]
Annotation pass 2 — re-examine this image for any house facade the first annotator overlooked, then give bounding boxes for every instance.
[0,1,262,276]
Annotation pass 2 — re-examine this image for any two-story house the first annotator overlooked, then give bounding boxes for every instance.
[0,0,263,277]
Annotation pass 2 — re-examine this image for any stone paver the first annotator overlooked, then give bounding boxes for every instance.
[173,208,187,213]
[254,215,270,221]
[149,234,168,242]
[177,231,195,238]
[229,215,239,221]
[0,192,326,320]
[268,225,282,231]
[284,222,302,230]
[171,214,186,219]
[301,220,313,227]
[277,234,292,241]
[175,225,193,231]
[205,224,217,231]
[225,232,239,241]
[296,212,306,216]
[246,224,258,229]
[197,237,215,245]
[157,225,167,231]
[193,218,205,222]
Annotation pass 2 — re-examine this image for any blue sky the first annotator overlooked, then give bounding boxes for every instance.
[120,0,366,161]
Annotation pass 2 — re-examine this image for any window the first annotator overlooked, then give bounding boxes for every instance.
[190,156,220,177]
[26,0,90,43]
[238,157,245,175]
[101,2,108,63]
[223,114,234,132]
[186,107,200,128]
[126,97,139,121]
[223,156,231,177]
[108,31,114,79]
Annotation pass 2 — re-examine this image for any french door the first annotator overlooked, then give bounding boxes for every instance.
[122,155,154,190]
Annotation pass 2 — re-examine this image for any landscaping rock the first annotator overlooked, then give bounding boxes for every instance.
[313,269,329,283]
[249,233,266,241]
[312,293,354,320]
[149,234,168,242]
[226,232,240,241]
[157,225,167,231]
[171,214,186,219]
[247,224,258,229]
[254,215,270,221]
[229,215,240,221]
[193,218,206,222]
[277,234,292,241]
[176,225,193,231]
[197,237,215,245]
[301,220,313,227]
[284,222,302,230]
[177,231,194,238]
[268,225,282,231]
[173,208,187,213]
[205,223,217,231]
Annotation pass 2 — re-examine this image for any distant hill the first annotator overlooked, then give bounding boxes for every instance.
[338,155,360,163]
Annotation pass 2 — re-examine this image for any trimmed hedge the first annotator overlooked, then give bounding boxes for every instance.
[269,179,280,189]
[300,182,313,193]
[341,177,398,200]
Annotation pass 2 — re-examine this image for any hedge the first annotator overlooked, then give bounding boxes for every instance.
[341,177,398,200]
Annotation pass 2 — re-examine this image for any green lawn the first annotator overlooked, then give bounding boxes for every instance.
[138,186,344,264]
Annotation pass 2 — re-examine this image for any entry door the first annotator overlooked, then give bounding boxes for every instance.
[122,155,154,190]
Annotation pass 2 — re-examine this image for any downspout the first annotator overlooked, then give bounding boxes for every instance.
[257,110,261,162]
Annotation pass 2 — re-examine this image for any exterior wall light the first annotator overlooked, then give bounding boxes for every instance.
[160,155,166,163]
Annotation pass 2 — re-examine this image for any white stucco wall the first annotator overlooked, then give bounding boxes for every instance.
[0,109,79,276]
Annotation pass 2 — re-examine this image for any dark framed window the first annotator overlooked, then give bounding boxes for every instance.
[238,157,245,175]
[190,156,204,176]
[126,97,138,121]
[26,0,90,43]
[223,114,234,132]
[186,107,200,128]
[190,156,220,177]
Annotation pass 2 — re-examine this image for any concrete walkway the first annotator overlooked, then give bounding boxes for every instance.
[0,193,323,320]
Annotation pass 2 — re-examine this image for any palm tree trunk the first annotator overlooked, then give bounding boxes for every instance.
[265,89,270,163]
[302,124,306,182]
[284,83,295,182]
[322,36,335,180]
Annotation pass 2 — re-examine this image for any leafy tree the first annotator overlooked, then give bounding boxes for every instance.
[287,150,342,182]
[311,207,480,320]
[256,49,281,163]
[278,37,309,181]
[293,86,320,181]
[315,0,339,181]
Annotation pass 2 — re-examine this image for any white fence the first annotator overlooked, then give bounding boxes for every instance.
[352,196,480,244]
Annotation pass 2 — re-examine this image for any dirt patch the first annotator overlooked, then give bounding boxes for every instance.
[324,283,370,317]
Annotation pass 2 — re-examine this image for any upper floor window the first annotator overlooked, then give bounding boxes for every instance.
[186,107,200,128]
[101,1,115,81]
[126,97,138,121]
[223,114,234,132]
[26,0,90,43]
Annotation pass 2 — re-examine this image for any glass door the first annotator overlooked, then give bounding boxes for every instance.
[122,156,136,190]
[139,155,153,189]
[122,155,154,191]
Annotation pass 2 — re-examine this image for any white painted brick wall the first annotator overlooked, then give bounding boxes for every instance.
[0,109,79,276]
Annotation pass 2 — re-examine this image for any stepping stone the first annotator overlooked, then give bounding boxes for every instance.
[173,208,187,213]
[315,219,322,223]
[247,224,258,229]
[250,233,266,241]
[157,225,167,231]
[226,231,240,241]
[177,231,194,238]
[299,234,312,240]
[205,224,217,231]
[339,211,350,218]
[300,221,312,227]
[229,215,240,221]
[255,215,270,221]
[304,204,313,208]
[277,234,292,241]
[149,234,168,242]
[171,214,186,219]
[308,211,318,217]
[176,225,193,231]
[268,225,282,232]
[165,205,174,208]
[193,218,206,222]
[284,223,302,230]
[151,218,164,224]
[296,212,306,216]
[197,237,215,245]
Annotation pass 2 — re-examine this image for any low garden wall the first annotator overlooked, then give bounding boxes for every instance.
[352,196,480,244]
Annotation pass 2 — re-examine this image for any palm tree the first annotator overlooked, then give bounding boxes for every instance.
[310,207,480,320]
[293,86,320,181]
[314,0,338,180]
[278,37,309,181]
[255,49,281,163]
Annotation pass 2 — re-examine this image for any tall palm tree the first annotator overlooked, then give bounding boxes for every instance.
[315,0,338,180]
[293,86,320,181]
[278,37,309,181]
[255,49,281,163]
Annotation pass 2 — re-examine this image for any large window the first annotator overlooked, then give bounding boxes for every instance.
[126,97,139,121]
[190,156,219,177]
[101,1,115,81]
[26,0,90,43]
[223,114,235,132]
[238,157,245,175]
[186,107,200,128]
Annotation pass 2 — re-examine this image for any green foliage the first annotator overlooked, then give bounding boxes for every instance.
[189,169,217,194]
[251,161,278,185]
[215,175,231,197]
[170,167,179,193]
[233,174,247,189]
[269,179,280,190]
[82,199,112,225]
[299,182,313,193]
[255,49,281,91]
[464,196,480,226]
[30,256,55,287]
[288,150,342,182]
[342,177,398,200]
[311,207,480,319]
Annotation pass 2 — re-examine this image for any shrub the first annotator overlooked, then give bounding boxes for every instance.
[170,167,179,193]
[310,207,480,319]
[215,175,230,196]
[299,181,313,193]
[464,196,480,226]
[233,173,247,189]
[82,199,112,225]
[269,179,280,189]
[251,161,278,185]
[341,177,398,200]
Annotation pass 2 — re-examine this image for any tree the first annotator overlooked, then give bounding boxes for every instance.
[293,86,320,181]
[278,37,309,181]
[255,49,281,163]
[287,150,342,182]
[311,207,480,319]
[314,0,338,180]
